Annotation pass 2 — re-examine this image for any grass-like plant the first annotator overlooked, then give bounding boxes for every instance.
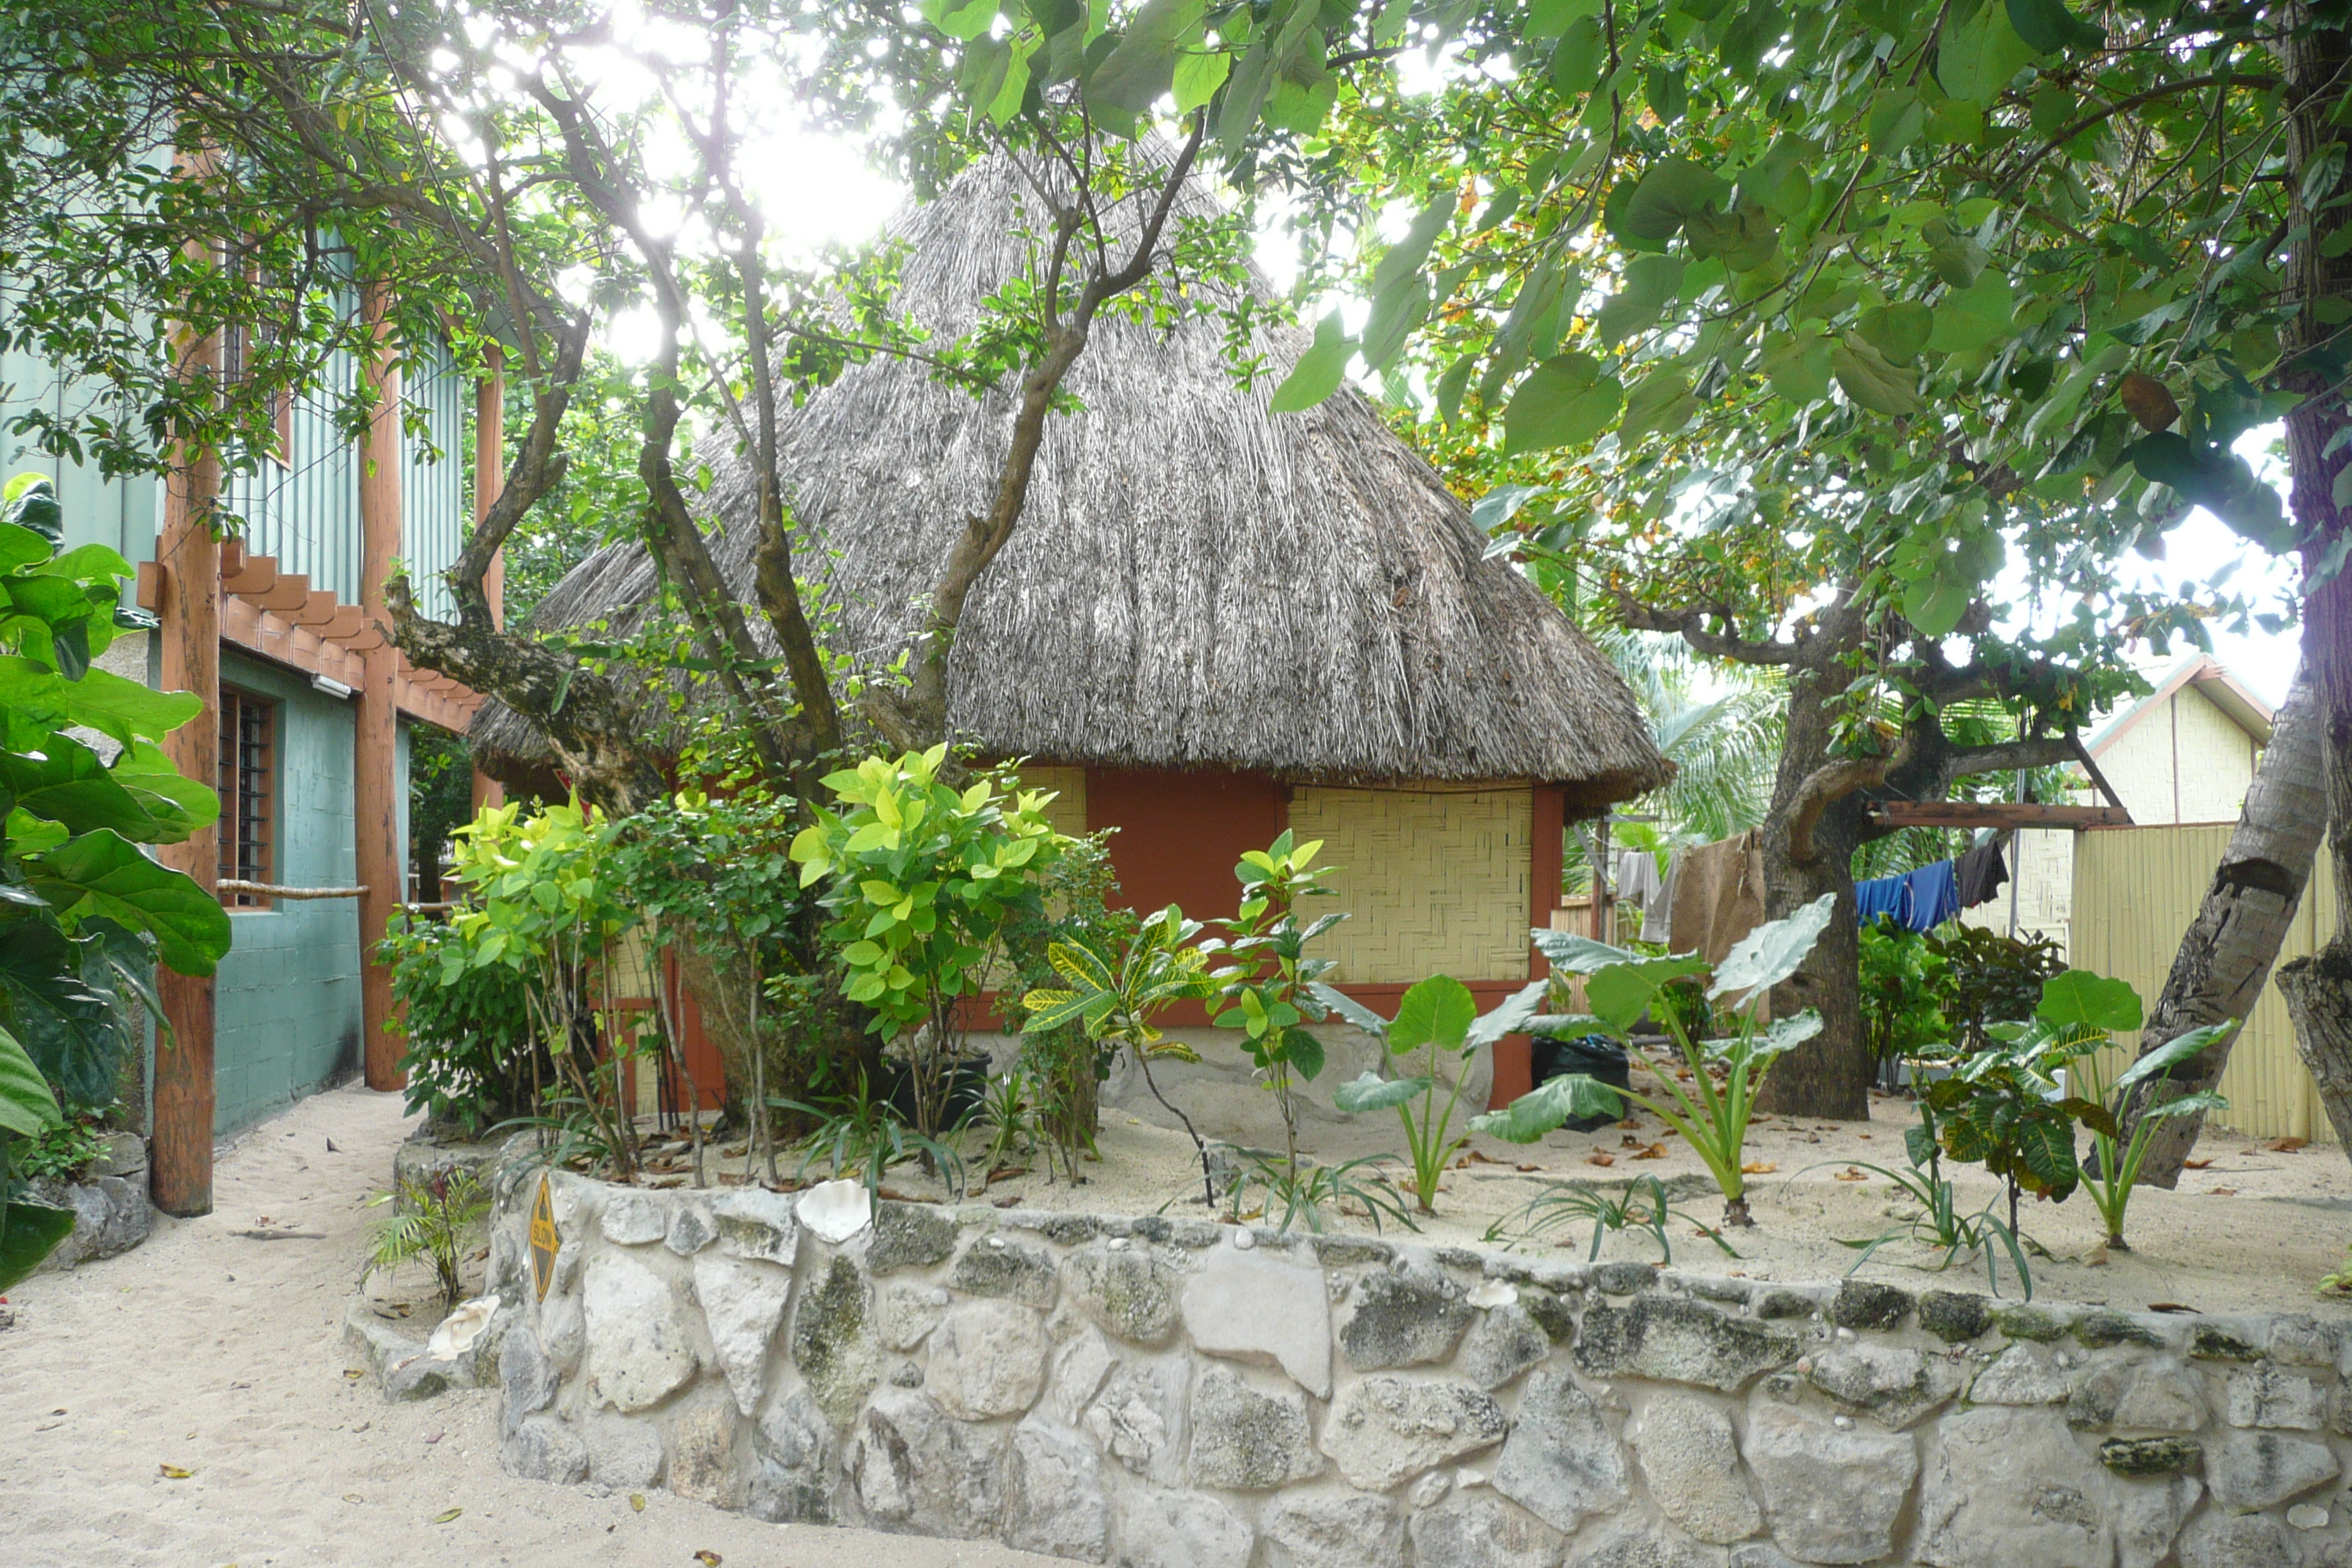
[1323,973,1546,1214]
[1221,1146,1416,1235]
[772,1068,966,1199]
[1485,1173,1739,1264]
[1814,1153,2037,1300]
[1472,895,1837,1227]
[367,1166,492,1309]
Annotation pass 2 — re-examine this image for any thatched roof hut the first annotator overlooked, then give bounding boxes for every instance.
[475,155,1662,802]
[478,154,1664,1084]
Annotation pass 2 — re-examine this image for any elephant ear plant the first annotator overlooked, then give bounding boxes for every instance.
[1322,973,1548,1215]
[1913,969,2233,1250]
[1470,894,1837,1227]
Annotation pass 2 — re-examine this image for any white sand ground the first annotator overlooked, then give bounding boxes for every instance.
[0,1082,1063,1568]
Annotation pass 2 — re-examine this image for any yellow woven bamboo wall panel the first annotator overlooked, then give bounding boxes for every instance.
[2072,826,2339,1143]
[1288,786,1532,985]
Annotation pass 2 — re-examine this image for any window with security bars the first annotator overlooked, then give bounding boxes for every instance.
[216,688,275,907]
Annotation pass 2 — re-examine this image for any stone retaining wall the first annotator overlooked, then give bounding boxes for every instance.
[484,1167,2352,1568]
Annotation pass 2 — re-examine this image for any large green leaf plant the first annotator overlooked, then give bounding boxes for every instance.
[0,473,229,1285]
[1472,893,1836,1226]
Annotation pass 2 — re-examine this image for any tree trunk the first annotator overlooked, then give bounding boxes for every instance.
[1755,655,1875,1120]
[2124,665,2323,1184]
[2274,12,2352,1164]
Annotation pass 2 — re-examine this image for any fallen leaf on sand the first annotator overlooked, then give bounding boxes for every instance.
[2208,1187,2238,1196]
[159,1464,191,1480]
[991,1194,1022,1208]
[1856,1133,1873,1140]
[1631,1143,1667,1161]
[694,1553,723,1566]
[1834,1168,1868,1182]
[1586,1153,1616,1167]
[2184,1158,2214,1169]
[431,1507,463,1524]
[630,1494,647,1512]
[1740,1162,1778,1175]
[1616,1117,1642,1130]
[342,1494,363,1504]
[344,1368,365,1379]
[2267,1137,2309,1153]
[2148,1302,2197,1313]
[423,1432,443,1444]
[1620,1135,1643,1149]
[2084,1243,2109,1267]
[1515,1164,1544,1173]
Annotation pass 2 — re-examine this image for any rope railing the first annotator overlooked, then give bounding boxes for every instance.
[216,881,366,900]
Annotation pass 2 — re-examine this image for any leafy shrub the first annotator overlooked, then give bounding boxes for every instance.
[10,1109,110,1183]
[1859,915,1950,1066]
[1927,925,2065,1052]
[367,1166,491,1308]
[791,747,1069,1137]
[382,912,546,1139]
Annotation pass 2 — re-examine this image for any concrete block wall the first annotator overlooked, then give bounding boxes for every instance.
[486,1170,2352,1568]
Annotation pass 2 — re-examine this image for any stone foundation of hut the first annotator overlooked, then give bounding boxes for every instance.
[483,1163,2352,1568]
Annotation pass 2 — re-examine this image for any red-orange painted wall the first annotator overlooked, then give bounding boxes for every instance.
[1085,767,1289,925]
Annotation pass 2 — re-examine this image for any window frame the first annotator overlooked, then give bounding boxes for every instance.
[216,686,279,909]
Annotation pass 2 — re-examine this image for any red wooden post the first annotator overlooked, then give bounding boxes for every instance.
[358,284,404,1090]
[1492,784,1568,1109]
[471,347,505,815]
[150,156,223,1215]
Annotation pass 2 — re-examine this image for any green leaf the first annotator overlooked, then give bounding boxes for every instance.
[1831,335,1923,417]
[1548,16,1606,99]
[1595,255,1686,347]
[1082,0,1205,123]
[1469,1073,1624,1142]
[1278,1024,1326,1081]
[1763,334,1833,405]
[108,740,219,842]
[1333,1071,1430,1113]
[1682,200,1779,272]
[1586,954,1711,1034]
[1927,274,2015,354]
[1709,893,1836,1006]
[2005,0,2103,54]
[1937,0,2043,107]
[2009,1112,2080,1198]
[1269,311,1352,413]
[1391,975,1480,1055]
[1617,366,1696,445]
[1746,1010,1824,1066]
[0,920,130,1109]
[2036,970,2144,1032]
[0,521,51,573]
[1306,981,1392,1038]
[1467,979,1553,1051]
[26,830,233,976]
[1858,301,1935,366]
[1531,929,1648,973]
[921,0,1001,40]
[0,1200,77,1292]
[0,1019,64,1137]
[1504,353,1624,453]
[0,660,201,748]
[1172,45,1229,113]
[1618,158,1730,243]
[2114,1021,2237,1093]
[0,735,167,840]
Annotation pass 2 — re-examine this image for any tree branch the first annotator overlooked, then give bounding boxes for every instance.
[1615,591,1806,666]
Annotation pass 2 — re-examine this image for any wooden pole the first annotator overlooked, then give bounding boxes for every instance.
[150,166,222,1217]
[470,347,505,815]
[358,284,404,1090]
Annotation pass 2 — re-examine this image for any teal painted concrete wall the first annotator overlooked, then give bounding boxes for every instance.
[208,652,408,1135]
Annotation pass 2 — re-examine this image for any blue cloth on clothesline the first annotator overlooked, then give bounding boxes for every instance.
[1854,875,1910,927]
[1904,859,1960,932]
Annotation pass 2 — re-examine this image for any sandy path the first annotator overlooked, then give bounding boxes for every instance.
[0,1082,1058,1568]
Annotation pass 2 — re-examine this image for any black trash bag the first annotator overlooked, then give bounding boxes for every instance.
[1529,1033,1631,1132]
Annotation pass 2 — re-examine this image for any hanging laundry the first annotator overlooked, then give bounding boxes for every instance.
[1666,831,1765,966]
[1616,849,1670,942]
[1955,835,2010,909]
[1903,859,1960,932]
[1854,874,1910,927]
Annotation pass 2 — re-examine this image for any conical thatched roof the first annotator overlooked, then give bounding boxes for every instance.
[473,155,1667,808]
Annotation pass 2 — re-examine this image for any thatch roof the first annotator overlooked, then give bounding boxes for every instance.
[473,154,1668,808]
